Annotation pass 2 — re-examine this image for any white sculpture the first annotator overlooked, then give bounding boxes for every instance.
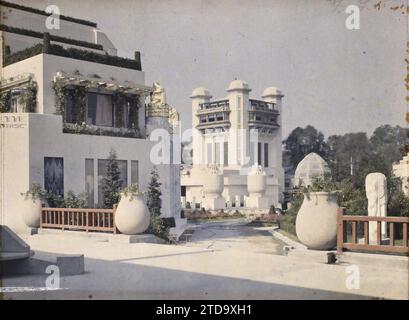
[365,172,387,243]
[151,82,167,106]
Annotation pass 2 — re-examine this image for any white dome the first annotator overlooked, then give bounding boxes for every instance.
[190,86,212,98]
[227,80,251,92]
[262,86,283,98]
[293,153,330,187]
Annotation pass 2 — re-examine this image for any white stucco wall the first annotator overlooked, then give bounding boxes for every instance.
[2,54,146,134]
[0,113,157,233]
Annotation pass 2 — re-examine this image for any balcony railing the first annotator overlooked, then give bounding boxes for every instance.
[196,119,231,129]
[197,100,230,114]
[248,118,279,128]
[249,99,277,113]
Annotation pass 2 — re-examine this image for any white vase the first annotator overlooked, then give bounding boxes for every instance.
[115,193,150,235]
[203,173,223,196]
[295,192,338,250]
[21,197,42,228]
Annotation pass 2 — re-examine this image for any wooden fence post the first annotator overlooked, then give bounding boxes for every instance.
[337,207,345,254]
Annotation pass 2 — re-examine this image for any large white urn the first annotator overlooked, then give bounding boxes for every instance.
[203,166,223,196]
[21,197,42,228]
[247,173,266,195]
[295,192,338,250]
[115,193,150,235]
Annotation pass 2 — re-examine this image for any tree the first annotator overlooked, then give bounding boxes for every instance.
[101,149,122,208]
[326,132,374,188]
[146,168,162,216]
[283,125,328,169]
[369,125,407,170]
[146,168,168,239]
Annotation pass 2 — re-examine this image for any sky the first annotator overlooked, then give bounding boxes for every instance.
[10,0,408,139]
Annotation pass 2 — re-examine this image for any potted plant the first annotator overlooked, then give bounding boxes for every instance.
[20,183,46,228]
[295,176,339,250]
[114,184,150,235]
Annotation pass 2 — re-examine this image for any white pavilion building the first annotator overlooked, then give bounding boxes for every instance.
[0,1,184,236]
[181,80,285,211]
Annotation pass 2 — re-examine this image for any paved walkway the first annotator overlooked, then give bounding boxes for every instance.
[2,220,408,300]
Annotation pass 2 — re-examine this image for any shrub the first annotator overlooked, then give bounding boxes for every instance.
[146,169,170,240]
[4,43,141,70]
[63,191,86,208]
[21,183,45,200]
[0,24,103,50]
[281,193,303,236]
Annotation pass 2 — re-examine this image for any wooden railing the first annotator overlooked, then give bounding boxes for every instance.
[40,205,117,234]
[337,208,409,255]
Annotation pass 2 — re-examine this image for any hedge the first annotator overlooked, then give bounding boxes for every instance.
[0,24,103,50]
[0,0,97,27]
[4,42,142,71]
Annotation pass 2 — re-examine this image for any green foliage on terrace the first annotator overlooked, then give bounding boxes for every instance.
[3,43,43,66]
[3,42,142,71]
[53,76,141,138]
[62,123,142,139]
[0,24,103,50]
[0,0,97,27]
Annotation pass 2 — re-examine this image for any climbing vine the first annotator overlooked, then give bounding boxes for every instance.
[113,91,140,129]
[0,80,37,113]
[52,81,87,124]
[0,91,11,113]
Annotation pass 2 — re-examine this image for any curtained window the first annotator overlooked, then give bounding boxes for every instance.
[87,93,113,127]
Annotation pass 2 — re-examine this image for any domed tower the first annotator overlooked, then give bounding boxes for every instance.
[190,87,212,165]
[226,80,251,166]
[261,86,285,199]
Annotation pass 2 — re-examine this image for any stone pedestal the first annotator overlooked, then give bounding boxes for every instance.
[245,195,269,209]
[203,196,225,210]
[203,165,225,210]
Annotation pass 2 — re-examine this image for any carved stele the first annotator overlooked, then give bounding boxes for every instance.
[365,172,387,243]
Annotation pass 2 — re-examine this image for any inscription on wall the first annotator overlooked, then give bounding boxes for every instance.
[0,114,27,129]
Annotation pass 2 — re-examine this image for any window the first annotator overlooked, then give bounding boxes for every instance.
[207,143,213,164]
[264,143,269,167]
[119,101,130,128]
[97,159,127,206]
[216,113,224,121]
[64,89,76,123]
[200,116,207,123]
[208,114,215,122]
[223,142,228,165]
[257,142,262,166]
[215,142,220,164]
[10,90,24,113]
[131,160,139,187]
[44,157,64,196]
[85,159,94,207]
[87,92,113,127]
